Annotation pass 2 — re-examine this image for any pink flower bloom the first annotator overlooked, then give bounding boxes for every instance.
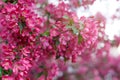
[1,59,12,70]
[2,75,14,80]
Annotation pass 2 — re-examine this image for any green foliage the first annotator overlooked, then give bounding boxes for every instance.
[0,67,3,77]
[2,0,7,2]
[63,15,69,19]
[41,30,50,37]
[3,0,18,4]
[0,67,13,77]
[18,21,26,34]
[78,34,83,44]
[66,26,79,35]
[36,72,43,78]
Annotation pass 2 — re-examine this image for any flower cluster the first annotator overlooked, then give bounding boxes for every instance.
[0,0,118,80]
[70,0,95,8]
[0,0,99,79]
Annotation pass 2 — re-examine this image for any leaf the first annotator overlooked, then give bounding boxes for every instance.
[41,30,50,36]
[0,67,3,77]
[12,0,18,4]
[2,0,18,4]
[53,36,60,47]
[63,15,69,19]
[56,55,60,59]
[36,72,43,78]
[2,0,7,2]
[39,65,44,68]
[79,22,84,30]
[18,21,26,34]
[3,69,12,75]
[52,25,56,28]
[0,67,13,77]
[66,26,79,35]
[71,27,79,34]
[78,34,83,44]
[44,71,48,80]
[69,19,74,26]
[55,40,60,46]
[66,25,72,29]
[64,57,69,62]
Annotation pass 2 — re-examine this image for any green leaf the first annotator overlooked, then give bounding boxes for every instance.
[2,0,7,2]
[66,26,79,35]
[5,40,8,44]
[55,40,60,46]
[0,67,3,77]
[63,15,69,19]
[36,72,43,78]
[71,27,79,34]
[56,55,60,59]
[2,0,18,4]
[78,34,83,44]
[41,30,50,36]
[0,67,13,77]
[79,22,84,30]
[39,65,44,68]
[52,25,56,28]
[66,25,72,29]
[53,36,60,47]
[3,69,12,75]
[29,32,33,34]
[13,0,18,4]
[18,21,26,34]
[69,19,74,26]
[44,71,48,80]
[64,57,69,62]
